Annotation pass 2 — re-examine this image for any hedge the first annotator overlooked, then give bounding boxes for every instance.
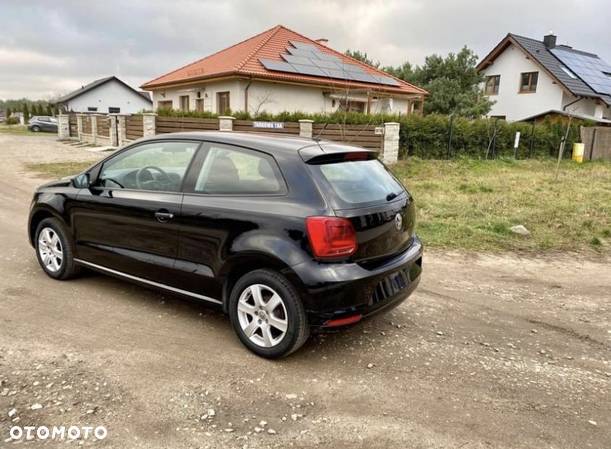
[156,108,591,159]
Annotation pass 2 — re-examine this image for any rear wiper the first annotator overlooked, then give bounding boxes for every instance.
[386,192,398,201]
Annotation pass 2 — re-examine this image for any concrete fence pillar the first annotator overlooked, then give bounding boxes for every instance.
[298,119,314,138]
[109,114,119,147]
[142,112,157,137]
[57,114,70,140]
[76,114,84,141]
[90,115,99,145]
[382,122,400,165]
[117,115,127,146]
[218,116,235,131]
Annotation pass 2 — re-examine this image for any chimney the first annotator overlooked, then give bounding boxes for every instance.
[543,32,557,49]
[316,38,329,45]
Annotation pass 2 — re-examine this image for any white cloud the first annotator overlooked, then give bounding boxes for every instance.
[0,0,609,99]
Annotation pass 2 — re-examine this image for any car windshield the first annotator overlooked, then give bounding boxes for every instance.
[313,159,404,205]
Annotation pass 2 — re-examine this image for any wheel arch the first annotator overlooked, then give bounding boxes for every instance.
[219,252,303,314]
[28,207,63,247]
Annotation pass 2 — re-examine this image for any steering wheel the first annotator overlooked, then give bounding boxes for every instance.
[136,166,171,189]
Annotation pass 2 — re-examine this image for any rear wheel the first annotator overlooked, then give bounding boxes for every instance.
[35,218,80,280]
[229,269,309,358]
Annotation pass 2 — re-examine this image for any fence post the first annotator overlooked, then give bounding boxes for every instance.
[57,114,70,140]
[298,119,314,138]
[218,116,235,131]
[90,114,98,145]
[142,112,157,137]
[117,115,127,146]
[382,122,400,164]
[76,114,84,141]
[109,114,119,147]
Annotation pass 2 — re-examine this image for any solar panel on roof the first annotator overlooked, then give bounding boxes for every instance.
[552,48,611,95]
[286,47,318,58]
[315,53,343,63]
[289,64,327,77]
[259,59,298,73]
[282,54,315,66]
[259,42,403,87]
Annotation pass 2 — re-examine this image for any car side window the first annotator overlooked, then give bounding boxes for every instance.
[194,144,285,195]
[98,141,198,192]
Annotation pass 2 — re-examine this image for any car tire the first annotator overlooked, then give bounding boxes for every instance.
[229,269,309,358]
[35,218,81,280]
[31,125,40,132]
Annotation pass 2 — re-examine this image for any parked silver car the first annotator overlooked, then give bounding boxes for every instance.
[28,116,58,133]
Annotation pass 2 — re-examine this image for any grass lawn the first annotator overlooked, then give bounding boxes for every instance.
[394,158,611,253]
[0,124,49,136]
[25,157,611,254]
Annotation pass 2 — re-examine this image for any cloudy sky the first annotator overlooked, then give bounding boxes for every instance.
[1,0,609,99]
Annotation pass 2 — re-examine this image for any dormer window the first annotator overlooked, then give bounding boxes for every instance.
[519,72,538,93]
[484,75,500,95]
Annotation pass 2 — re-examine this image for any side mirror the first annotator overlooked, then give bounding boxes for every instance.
[73,173,90,188]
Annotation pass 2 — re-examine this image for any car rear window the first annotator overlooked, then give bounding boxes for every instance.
[313,159,404,205]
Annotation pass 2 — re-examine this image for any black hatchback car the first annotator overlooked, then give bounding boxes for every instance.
[28,132,422,357]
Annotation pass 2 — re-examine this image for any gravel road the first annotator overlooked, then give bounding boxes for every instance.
[0,134,609,448]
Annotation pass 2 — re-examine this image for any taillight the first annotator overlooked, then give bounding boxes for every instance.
[305,216,357,260]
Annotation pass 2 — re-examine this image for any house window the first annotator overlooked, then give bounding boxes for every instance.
[217,92,230,114]
[519,72,538,93]
[196,98,204,112]
[484,75,500,95]
[179,95,190,111]
[108,107,120,113]
[158,100,173,110]
[338,99,365,113]
[87,107,98,112]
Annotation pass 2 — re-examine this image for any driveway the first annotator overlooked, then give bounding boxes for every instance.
[0,134,609,448]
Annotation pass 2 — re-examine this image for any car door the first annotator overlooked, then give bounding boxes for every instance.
[174,142,289,299]
[72,139,200,285]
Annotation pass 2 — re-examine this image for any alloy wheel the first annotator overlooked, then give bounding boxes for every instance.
[237,284,288,348]
[38,227,63,273]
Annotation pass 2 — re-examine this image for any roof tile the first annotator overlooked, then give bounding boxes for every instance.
[142,25,426,95]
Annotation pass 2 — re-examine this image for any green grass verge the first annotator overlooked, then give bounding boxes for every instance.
[25,161,93,178]
[0,124,50,136]
[25,157,611,253]
[393,158,611,253]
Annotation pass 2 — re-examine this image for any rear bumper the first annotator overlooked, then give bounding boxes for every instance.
[288,236,423,326]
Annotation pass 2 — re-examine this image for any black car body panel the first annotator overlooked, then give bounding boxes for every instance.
[28,132,423,327]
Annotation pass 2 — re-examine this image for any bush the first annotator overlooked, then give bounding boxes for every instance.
[5,117,19,125]
[156,108,591,159]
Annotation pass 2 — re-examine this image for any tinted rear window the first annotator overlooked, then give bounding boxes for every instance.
[314,159,404,205]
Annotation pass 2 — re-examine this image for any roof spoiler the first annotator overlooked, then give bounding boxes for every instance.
[299,143,378,164]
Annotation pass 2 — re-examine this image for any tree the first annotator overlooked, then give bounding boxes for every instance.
[386,46,493,117]
[22,103,30,121]
[6,107,11,118]
[344,49,380,68]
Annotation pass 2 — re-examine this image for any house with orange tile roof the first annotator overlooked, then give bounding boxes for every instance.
[141,25,427,116]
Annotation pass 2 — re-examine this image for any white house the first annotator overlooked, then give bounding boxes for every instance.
[53,76,152,114]
[141,25,427,116]
[477,33,611,122]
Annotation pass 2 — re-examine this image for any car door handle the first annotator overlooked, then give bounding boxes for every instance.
[154,210,174,223]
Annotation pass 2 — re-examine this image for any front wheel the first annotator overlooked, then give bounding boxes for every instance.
[229,269,309,358]
[31,125,40,132]
[35,218,81,280]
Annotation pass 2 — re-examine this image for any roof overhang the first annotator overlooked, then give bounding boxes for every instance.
[142,71,427,97]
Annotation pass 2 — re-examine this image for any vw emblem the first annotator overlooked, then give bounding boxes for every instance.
[394,213,403,231]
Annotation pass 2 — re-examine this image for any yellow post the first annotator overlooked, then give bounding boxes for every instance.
[572,143,585,163]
